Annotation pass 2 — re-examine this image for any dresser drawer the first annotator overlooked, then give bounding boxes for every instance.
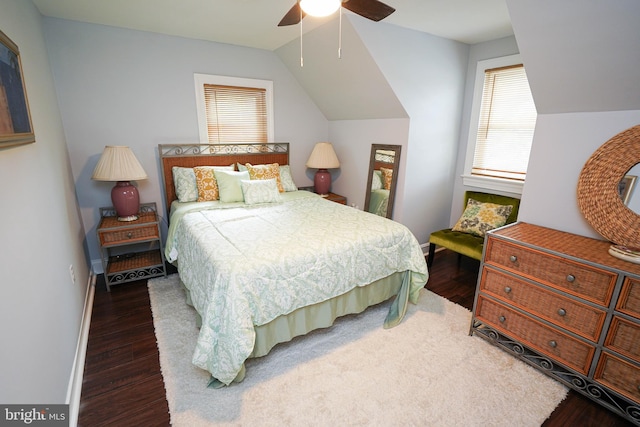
[616,278,640,320]
[480,267,607,342]
[475,295,595,374]
[605,316,640,362]
[595,352,640,404]
[485,238,617,305]
[98,224,159,246]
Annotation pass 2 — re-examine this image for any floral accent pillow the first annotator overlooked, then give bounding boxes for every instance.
[241,179,282,205]
[173,167,198,202]
[380,167,393,190]
[245,163,284,192]
[194,166,234,202]
[452,198,514,237]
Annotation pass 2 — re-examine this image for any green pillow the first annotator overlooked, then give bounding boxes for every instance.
[214,170,250,203]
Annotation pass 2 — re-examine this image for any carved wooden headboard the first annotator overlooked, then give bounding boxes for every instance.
[158,143,289,216]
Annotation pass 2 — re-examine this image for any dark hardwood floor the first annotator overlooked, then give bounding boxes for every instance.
[78,250,634,426]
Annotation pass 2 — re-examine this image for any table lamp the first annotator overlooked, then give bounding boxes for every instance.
[92,146,148,221]
[306,142,340,196]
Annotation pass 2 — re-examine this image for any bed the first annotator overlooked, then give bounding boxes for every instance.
[158,143,428,387]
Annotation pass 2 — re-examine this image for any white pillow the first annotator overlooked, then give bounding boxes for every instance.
[371,170,383,191]
[172,167,198,202]
[279,165,298,192]
[241,179,282,205]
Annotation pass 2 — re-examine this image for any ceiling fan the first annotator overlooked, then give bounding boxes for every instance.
[278,0,396,27]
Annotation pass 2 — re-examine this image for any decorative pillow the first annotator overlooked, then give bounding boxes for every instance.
[245,163,284,192]
[241,179,282,205]
[279,165,298,192]
[371,170,383,191]
[194,166,234,202]
[172,167,198,202]
[452,198,514,237]
[214,170,250,203]
[380,167,393,190]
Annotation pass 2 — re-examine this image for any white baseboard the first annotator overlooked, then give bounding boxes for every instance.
[91,258,103,275]
[420,242,430,256]
[66,272,97,427]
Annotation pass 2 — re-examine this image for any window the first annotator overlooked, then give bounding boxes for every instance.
[194,74,274,143]
[463,55,537,194]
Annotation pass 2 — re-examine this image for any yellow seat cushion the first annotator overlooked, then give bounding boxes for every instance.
[429,228,485,261]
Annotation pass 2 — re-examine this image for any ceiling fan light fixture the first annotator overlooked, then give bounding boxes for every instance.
[299,0,341,17]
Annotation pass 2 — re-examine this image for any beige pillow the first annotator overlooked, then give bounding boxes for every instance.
[245,163,284,192]
[452,198,513,237]
[194,166,234,201]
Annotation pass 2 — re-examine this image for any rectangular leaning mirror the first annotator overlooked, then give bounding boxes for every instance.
[364,144,401,219]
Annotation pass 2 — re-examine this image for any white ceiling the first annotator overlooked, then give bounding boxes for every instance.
[32,0,513,50]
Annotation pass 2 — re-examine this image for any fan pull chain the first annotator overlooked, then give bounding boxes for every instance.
[300,5,304,67]
[338,6,342,59]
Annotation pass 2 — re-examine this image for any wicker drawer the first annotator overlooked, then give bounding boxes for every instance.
[616,278,640,320]
[98,224,159,246]
[480,267,607,342]
[484,238,616,305]
[595,352,640,404]
[605,316,640,362]
[475,295,595,374]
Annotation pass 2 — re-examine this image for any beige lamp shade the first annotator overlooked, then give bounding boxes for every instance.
[306,142,340,169]
[92,146,147,221]
[91,146,148,181]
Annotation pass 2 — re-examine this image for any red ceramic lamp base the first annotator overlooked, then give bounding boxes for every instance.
[111,181,140,221]
[314,169,332,195]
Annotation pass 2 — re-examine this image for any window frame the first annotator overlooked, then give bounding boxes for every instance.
[462,54,533,195]
[194,74,275,143]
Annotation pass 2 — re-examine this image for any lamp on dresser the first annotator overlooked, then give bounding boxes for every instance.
[306,142,340,196]
[91,145,148,221]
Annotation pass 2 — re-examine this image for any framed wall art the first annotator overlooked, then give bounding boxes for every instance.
[0,29,34,147]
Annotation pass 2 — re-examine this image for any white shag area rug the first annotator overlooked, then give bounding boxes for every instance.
[148,274,567,426]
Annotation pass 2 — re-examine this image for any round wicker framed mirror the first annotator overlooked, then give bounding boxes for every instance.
[577,124,640,247]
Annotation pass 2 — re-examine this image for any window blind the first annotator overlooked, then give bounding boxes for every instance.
[203,84,268,143]
[472,64,537,181]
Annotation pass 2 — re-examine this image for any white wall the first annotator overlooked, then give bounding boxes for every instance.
[519,111,640,238]
[328,119,410,212]
[506,0,640,240]
[450,36,520,224]
[352,17,469,243]
[42,18,330,271]
[0,0,89,404]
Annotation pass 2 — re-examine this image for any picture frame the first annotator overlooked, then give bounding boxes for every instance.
[619,175,637,205]
[0,29,34,148]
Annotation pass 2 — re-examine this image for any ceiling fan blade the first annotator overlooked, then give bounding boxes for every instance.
[278,2,306,27]
[342,0,396,22]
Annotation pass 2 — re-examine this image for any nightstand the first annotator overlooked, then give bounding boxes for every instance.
[324,192,347,205]
[97,202,166,291]
[299,186,347,205]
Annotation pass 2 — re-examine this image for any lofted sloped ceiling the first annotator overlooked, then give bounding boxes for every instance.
[507,0,640,114]
[275,15,407,121]
[32,0,513,50]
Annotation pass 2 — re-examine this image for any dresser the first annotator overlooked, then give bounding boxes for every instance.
[470,222,640,424]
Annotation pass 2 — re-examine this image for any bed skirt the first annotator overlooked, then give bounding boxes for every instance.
[181,271,409,386]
